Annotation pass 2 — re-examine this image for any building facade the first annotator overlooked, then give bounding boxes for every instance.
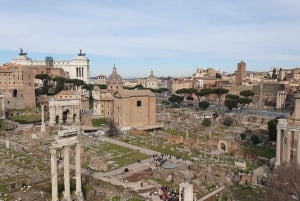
[49,90,81,126]
[113,90,158,130]
[93,65,162,130]
[0,63,35,109]
[276,93,300,166]
[11,49,90,82]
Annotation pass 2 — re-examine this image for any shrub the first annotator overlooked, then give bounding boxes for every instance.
[240,133,246,140]
[223,117,233,126]
[251,135,260,144]
[202,118,211,127]
[199,101,209,110]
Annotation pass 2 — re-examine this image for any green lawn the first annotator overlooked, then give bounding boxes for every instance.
[89,142,150,170]
[229,185,267,201]
[244,144,276,159]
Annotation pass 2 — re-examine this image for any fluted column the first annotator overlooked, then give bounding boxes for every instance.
[275,127,282,166]
[50,148,58,201]
[75,144,83,200]
[63,146,71,201]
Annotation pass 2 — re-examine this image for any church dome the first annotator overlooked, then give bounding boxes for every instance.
[107,65,123,85]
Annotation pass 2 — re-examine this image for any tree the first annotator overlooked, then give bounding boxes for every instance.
[240,133,246,140]
[186,96,194,105]
[199,101,209,110]
[202,118,211,127]
[83,84,94,109]
[213,88,229,106]
[197,88,213,100]
[176,88,197,99]
[134,84,144,90]
[151,88,169,94]
[106,119,120,137]
[267,118,278,141]
[251,135,260,144]
[225,94,240,100]
[224,98,238,111]
[52,77,66,94]
[168,95,184,107]
[239,90,255,98]
[99,84,107,89]
[35,74,51,95]
[238,97,253,107]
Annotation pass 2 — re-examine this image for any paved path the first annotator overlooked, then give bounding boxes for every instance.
[101,136,161,156]
[197,186,225,201]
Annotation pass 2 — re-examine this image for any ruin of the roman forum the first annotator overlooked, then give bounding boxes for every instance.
[1,50,300,201]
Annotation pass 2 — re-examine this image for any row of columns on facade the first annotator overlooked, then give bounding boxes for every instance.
[50,144,83,201]
[76,67,84,78]
[275,127,300,166]
[276,91,286,109]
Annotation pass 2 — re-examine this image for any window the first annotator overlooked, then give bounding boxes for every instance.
[137,100,142,107]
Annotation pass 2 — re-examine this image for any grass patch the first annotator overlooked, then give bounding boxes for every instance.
[111,151,149,167]
[244,144,276,158]
[92,118,107,127]
[9,115,42,124]
[0,120,18,130]
[229,185,266,201]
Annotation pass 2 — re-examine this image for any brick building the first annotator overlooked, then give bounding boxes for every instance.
[93,65,162,130]
[0,63,35,109]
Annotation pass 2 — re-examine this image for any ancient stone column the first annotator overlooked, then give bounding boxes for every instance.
[50,148,58,201]
[75,143,83,201]
[282,135,287,163]
[275,127,282,166]
[41,105,46,132]
[63,146,71,201]
[297,133,300,166]
[179,186,182,201]
[286,131,291,162]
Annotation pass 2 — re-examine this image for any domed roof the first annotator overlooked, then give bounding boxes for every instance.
[107,65,123,85]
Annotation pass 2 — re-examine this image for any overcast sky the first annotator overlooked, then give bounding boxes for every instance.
[0,0,299,78]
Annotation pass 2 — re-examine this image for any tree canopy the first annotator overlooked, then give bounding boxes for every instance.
[240,90,255,97]
[168,94,184,107]
[213,88,229,105]
[267,118,278,141]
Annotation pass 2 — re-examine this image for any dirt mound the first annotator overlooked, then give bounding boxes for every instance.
[126,168,153,182]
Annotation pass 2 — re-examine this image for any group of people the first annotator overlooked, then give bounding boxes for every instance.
[151,153,172,168]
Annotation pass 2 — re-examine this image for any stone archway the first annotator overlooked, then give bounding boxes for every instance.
[73,114,77,123]
[55,115,59,124]
[220,143,226,151]
[217,141,228,152]
[63,109,70,124]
